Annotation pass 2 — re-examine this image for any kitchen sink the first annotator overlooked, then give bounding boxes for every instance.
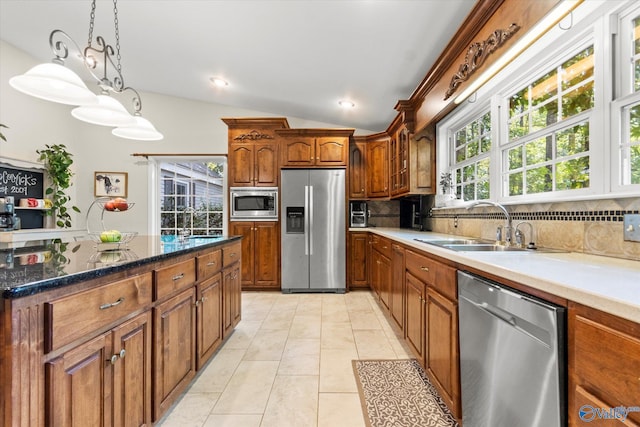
[414,238,563,253]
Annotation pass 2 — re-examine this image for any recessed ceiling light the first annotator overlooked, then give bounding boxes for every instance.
[338,100,355,109]
[210,77,229,87]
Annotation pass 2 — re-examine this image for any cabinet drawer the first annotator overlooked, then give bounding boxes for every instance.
[45,273,152,352]
[371,235,392,258]
[154,258,196,300]
[405,249,435,284]
[197,249,222,280]
[223,242,241,266]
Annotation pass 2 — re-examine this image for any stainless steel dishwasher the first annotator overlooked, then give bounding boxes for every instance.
[458,271,566,427]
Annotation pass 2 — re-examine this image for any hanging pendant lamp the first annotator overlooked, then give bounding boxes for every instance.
[71,94,135,127]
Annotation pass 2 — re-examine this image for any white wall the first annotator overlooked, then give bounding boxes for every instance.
[0,40,374,234]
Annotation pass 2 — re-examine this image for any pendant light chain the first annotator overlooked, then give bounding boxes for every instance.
[112,0,122,74]
[87,0,96,47]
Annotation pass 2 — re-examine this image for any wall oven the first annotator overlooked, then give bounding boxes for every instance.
[230,187,278,221]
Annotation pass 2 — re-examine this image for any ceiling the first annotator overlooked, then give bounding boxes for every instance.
[0,0,477,132]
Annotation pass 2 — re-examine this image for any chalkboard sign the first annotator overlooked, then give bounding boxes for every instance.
[0,163,45,229]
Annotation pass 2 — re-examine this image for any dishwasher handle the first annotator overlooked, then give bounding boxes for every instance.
[459,292,552,349]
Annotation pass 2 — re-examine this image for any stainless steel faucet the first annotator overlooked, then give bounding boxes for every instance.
[467,201,513,246]
[515,221,536,249]
[179,207,196,241]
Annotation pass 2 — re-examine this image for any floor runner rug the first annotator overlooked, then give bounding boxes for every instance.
[352,359,459,427]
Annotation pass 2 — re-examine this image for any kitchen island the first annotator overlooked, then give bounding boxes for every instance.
[1,234,242,426]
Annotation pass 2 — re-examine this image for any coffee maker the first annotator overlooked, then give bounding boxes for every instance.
[0,197,16,231]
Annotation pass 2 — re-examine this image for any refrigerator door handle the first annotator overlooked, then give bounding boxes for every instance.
[308,185,314,255]
[304,185,310,255]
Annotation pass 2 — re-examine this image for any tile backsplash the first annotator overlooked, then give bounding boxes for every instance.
[429,197,640,261]
[367,200,400,228]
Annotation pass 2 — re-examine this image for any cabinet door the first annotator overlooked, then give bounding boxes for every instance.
[389,134,398,195]
[228,222,255,288]
[568,303,640,426]
[316,137,347,166]
[222,265,241,338]
[426,288,459,418]
[229,143,254,186]
[367,139,389,198]
[196,273,223,369]
[112,312,152,427]
[349,142,366,199]
[391,244,405,330]
[405,272,425,365]
[232,264,242,327]
[378,252,392,310]
[397,127,410,194]
[349,232,368,287]
[282,137,315,166]
[254,142,279,186]
[153,288,196,420]
[46,333,112,427]
[254,222,280,289]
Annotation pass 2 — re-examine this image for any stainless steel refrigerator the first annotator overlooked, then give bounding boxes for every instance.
[281,169,346,293]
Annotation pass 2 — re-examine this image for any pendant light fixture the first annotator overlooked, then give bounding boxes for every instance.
[9,0,162,140]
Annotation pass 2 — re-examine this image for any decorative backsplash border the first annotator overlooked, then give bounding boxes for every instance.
[431,209,640,222]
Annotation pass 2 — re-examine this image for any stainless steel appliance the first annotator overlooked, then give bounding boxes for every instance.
[349,201,368,228]
[458,271,566,427]
[281,169,345,293]
[229,187,278,221]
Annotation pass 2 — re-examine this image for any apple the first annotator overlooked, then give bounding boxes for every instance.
[100,230,122,243]
[113,197,128,211]
[104,200,116,211]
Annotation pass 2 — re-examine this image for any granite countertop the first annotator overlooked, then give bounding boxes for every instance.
[356,227,640,324]
[1,235,241,299]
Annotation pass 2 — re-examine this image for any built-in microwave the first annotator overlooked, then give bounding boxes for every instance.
[230,187,278,221]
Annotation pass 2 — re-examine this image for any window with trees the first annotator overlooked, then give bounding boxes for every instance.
[159,160,224,236]
[504,45,594,197]
[452,111,492,201]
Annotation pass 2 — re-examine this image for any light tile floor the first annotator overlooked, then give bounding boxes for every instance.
[156,290,413,427]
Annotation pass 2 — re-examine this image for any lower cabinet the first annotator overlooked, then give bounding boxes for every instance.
[223,263,241,338]
[405,272,426,366]
[228,221,279,290]
[153,287,197,420]
[45,311,152,427]
[349,232,369,288]
[196,273,223,370]
[391,244,405,330]
[568,302,640,426]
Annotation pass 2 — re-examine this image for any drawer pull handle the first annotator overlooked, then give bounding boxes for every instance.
[109,354,118,365]
[119,349,126,359]
[420,266,429,272]
[207,261,217,266]
[172,273,185,281]
[230,253,237,257]
[100,297,124,310]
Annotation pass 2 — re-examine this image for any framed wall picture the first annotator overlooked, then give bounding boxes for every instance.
[94,172,128,198]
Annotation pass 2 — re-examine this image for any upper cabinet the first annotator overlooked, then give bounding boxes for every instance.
[366,134,390,198]
[276,129,353,167]
[349,137,367,199]
[223,117,290,187]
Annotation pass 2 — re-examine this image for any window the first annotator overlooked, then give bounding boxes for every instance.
[451,111,492,201]
[613,6,640,189]
[159,160,225,236]
[504,46,594,197]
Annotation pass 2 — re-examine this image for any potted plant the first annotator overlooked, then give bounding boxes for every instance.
[36,144,81,228]
[0,124,7,142]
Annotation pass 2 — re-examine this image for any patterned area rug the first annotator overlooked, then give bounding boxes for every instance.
[353,359,459,427]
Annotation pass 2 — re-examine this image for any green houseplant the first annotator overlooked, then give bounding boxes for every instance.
[36,144,81,228]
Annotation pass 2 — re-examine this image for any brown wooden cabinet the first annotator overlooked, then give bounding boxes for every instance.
[391,244,405,330]
[568,302,640,426]
[277,129,353,167]
[229,221,279,290]
[153,287,197,420]
[223,117,290,187]
[370,234,392,309]
[390,125,410,196]
[366,135,389,198]
[228,141,279,187]
[405,271,426,366]
[46,311,152,427]
[348,231,368,289]
[222,263,241,338]
[349,138,367,199]
[196,273,223,369]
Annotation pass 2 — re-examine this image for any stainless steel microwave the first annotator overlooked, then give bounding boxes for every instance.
[230,187,278,221]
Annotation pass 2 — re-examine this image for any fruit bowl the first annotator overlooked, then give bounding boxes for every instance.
[88,231,138,245]
[98,199,135,212]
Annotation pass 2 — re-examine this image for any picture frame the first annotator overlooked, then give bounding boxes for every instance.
[94,172,128,198]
